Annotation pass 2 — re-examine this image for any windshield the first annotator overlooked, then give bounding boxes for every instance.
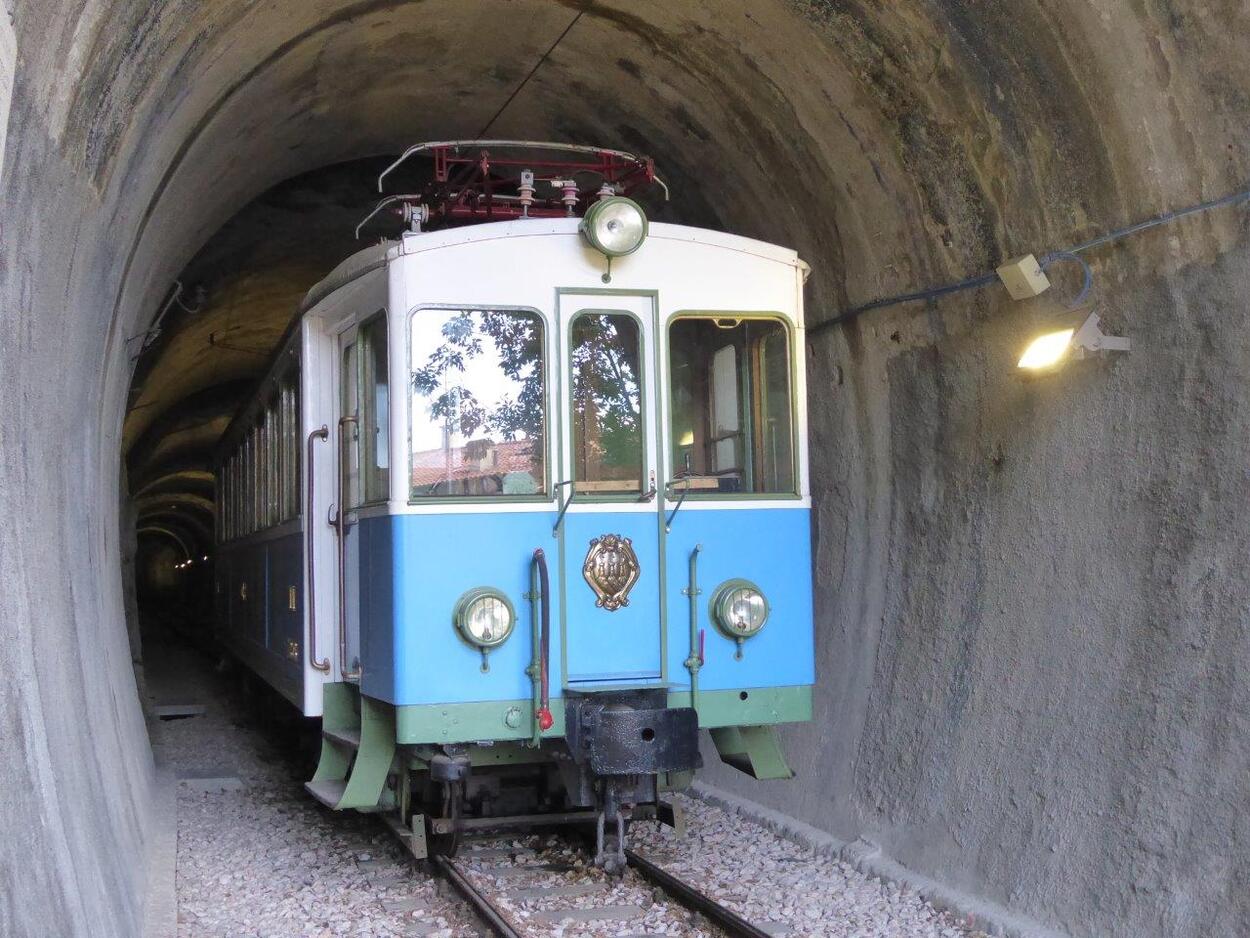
[408,308,547,498]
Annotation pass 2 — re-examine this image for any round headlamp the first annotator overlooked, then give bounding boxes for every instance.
[580,197,648,257]
[454,588,515,649]
[711,580,769,642]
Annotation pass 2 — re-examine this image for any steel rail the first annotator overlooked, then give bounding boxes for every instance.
[432,855,522,938]
[625,848,774,938]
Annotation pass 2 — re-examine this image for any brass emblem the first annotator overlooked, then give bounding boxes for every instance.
[583,534,640,611]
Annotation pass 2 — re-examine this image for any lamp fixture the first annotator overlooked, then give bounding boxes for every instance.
[580,196,648,258]
[1018,311,1130,372]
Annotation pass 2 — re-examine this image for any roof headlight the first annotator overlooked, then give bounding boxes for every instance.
[711,580,769,659]
[455,589,515,670]
[580,197,648,257]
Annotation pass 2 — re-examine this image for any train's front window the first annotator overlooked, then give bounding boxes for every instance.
[409,308,546,499]
[668,316,795,495]
[570,312,644,495]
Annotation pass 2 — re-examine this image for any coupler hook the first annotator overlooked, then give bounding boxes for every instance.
[594,809,627,874]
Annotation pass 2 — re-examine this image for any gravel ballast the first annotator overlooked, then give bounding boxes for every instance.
[149,645,479,937]
[151,642,992,937]
[629,793,991,938]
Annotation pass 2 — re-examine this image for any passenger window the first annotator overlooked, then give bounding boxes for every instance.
[570,312,644,495]
[361,315,390,503]
[409,308,546,499]
[668,316,795,495]
[341,341,361,508]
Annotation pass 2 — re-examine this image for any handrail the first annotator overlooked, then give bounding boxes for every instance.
[531,549,554,735]
[337,415,361,679]
[665,478,692,532]
[527,559,543,747]
[305,427,331,672]
[684,545,704,714]
[551,480,575,537]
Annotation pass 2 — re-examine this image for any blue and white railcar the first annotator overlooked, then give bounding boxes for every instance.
[213,143,814,865]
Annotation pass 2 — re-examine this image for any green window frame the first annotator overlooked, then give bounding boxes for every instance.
[666,312,799,498]
[567,309,648,500]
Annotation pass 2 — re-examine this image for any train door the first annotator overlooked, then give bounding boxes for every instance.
[336,326,363,678]
[558,292,663,683]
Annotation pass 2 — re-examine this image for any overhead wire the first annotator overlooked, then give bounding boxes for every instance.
[807,183,1250,336]
[474,7,586,140]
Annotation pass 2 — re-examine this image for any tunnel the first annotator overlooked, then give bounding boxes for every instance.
[2,2,1248,936]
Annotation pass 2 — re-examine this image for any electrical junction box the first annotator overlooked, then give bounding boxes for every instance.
[996,253,1051,300]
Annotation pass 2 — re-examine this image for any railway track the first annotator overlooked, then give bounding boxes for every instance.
[431,830,777,938]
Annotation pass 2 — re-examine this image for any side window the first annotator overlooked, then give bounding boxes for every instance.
[282,369,300,520]
[409,308,546,499]
[361,314,390,503]
[668,316,795,495]
[570,312,644,495]
[341,340,361,508]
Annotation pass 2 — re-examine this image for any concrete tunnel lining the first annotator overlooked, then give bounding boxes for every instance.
[3,2,1249,936]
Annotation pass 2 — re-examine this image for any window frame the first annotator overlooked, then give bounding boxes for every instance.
[358,311,391,506]
[406,303,552,505]
[566,307,650,503]
[664,311,801,501]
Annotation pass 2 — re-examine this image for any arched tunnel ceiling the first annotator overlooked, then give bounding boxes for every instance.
[115,0,1250,540]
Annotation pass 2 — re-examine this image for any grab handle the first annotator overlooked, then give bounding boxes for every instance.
[530,549,554,738]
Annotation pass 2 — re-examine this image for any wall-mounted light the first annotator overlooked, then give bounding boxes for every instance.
[1018,311,1130,373]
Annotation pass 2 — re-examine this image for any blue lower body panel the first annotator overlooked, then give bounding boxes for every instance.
[215,529,304,705]
[355,507,814,712]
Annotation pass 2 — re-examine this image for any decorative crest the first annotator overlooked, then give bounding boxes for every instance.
[582,534,640,611]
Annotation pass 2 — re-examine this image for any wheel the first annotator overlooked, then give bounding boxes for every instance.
[426,778,463,858]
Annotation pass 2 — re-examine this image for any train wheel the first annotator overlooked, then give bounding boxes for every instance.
[426,779,463,858]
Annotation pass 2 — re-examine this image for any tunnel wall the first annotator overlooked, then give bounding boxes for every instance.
[0,78,154,938]
[2,2,1248,936]
[693,7,1250,938]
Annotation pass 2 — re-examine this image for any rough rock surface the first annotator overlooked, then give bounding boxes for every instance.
[2,2,1249,937]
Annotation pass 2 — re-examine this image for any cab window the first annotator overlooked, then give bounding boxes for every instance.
[668,316,795,495]
[409,308,546,498]
[570,312,644,495]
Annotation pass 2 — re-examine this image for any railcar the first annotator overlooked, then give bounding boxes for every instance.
[211,142,814,867]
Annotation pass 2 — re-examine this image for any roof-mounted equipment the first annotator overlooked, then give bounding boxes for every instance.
[357,140,667,238]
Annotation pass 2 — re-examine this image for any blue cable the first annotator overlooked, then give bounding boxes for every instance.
[1039,251,1093,308]
[809,183,1250,335]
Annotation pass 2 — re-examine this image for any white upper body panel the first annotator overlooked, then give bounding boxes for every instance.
[302,218,810,513]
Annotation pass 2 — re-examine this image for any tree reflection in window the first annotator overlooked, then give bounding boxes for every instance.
[571,313,643,493]
[409,309,545,498]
